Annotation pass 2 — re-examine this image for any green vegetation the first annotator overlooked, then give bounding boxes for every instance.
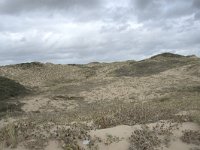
[150,52,184,59]
[113,59,189,77]
[0,76,28,113]
[0,76,27,100]
[14,62,44,70]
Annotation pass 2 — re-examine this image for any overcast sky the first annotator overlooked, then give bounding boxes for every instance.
[0,0,200,65]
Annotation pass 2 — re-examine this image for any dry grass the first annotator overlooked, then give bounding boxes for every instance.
[92,100,189,129]
[0,141,5,150]
[0,123,17,148]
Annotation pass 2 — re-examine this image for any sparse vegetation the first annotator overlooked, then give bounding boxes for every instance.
[55,123,90,150]
[92,100,189,129]
[104,134,121,145]
[0,53,199,150]
[129,125,161,150]
[181,130,200,145]
[129,121,179,150]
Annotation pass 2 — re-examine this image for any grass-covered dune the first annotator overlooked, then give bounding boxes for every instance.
[0,53,199,150]
[0,76,28,113]
[113,53,198,77]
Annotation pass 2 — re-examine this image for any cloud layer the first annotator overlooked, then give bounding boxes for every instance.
[0,0,199,65]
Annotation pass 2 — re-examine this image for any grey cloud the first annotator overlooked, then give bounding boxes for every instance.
[133,0,154,10]
[193,0,200,8]
[0,0,200,65]
[1,21,199,65]
[131,0,198,22]
[193,0,200,20]
[195,11,200,20]
[0,0,101,15]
